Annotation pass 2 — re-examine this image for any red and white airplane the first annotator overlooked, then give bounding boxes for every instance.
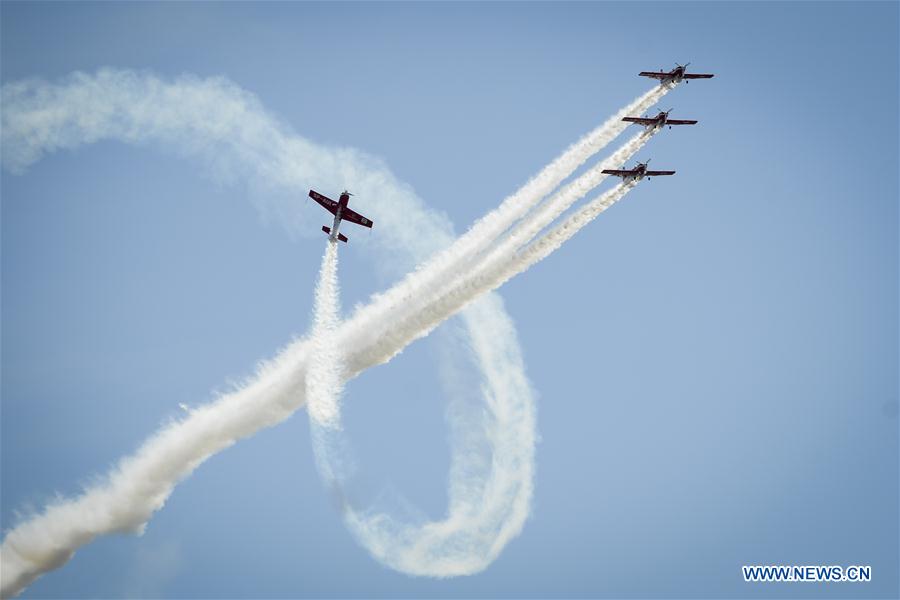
[623,108,697,130]
[639,63,714,85]
[309,189,373,243]
[602,160,675,182]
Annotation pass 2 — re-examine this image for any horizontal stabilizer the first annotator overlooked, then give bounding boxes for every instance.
[321,226,348,243]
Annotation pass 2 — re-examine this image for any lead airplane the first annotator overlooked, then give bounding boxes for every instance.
[623,108,697,130]
[309,189,373,243]
[602,160,675,182]
[639,62,714,85]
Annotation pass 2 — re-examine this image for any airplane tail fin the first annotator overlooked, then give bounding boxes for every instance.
[322,226,349,243]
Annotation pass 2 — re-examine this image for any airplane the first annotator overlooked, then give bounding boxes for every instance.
[622,108,698,130]
[308,189,373,243]
[639,62,714,85]
[602,160,675,182]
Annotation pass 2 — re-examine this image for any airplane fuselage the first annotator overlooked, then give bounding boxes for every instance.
[328,192,352,242]
[639,64,713,86]
[329,207,343,241]
[622,164,649,182]
[654,69,684,85]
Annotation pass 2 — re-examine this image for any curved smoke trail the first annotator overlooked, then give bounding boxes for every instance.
[0,69,536,598]
[1,69,670,596]
[306,269,535,577]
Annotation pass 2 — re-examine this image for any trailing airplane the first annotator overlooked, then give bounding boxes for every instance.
[623,108,697,130]
[639,63,714,85]
[602,160,675,182]
[309,189,373,243]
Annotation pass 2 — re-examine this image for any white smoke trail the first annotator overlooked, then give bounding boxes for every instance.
[0,69,534,598]
[1,70,664,596]
[305,241,356,517]
[515,182,641,269]
[306,241,343,430]
[337,299,536,577]
[336,181,639,382]
[335,130,655,379]
[307,277,534,578]
[346,83,674,370]
[478,129,655,279]
[441,182,643,334]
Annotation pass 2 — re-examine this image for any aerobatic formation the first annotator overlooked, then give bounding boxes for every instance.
[0,64,712,598]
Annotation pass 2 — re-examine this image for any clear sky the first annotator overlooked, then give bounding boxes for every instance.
[1,2,897,598]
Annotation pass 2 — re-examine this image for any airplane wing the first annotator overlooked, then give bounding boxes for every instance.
[638,71,669,79]
[645,170,676,176]
[666,119,698,125]
[683,73,714,79]
[309,190,339,215]
[622,117,657,125]
[601,169,635,176]
[340,206,374,228]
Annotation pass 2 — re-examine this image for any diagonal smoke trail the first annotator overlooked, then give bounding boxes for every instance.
[442,129,655,306]
[486,129,654,263]
[336,181,639,388]
[338,131,655,377]
[441,181,643,334]
[349,84,674,362]
[515,182,641,270]
[1,69,672,597]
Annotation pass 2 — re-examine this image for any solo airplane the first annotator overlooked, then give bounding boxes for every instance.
[639,63,714,84]
[623,108,697,130]
[602,160,675,183]
[309,189,373,243]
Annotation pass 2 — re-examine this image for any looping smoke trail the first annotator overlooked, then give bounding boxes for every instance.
[307,285,535,578]
[0,69,671,597]
[0,69,535,598]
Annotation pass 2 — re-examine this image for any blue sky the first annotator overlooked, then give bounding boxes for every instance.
[1,2,897,598]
